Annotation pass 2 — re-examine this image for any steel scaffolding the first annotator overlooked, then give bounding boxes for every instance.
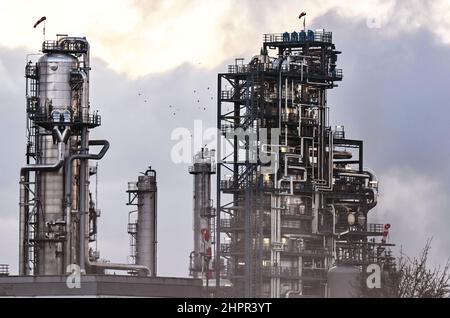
[215,29,394,298]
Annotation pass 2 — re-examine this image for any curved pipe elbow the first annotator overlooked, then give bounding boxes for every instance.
[364,168,378,183]
[21,159,64,177]
[87,140,110,160]
[64,140,110,205]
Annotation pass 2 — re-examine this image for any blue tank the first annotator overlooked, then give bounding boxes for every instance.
[283,32,290,42]
[299,31,306,42]
[291,31,299,42]
[307,30,315,41]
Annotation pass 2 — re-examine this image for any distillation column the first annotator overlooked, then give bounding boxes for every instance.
[189,148,216,280]
[135,169,158,277]
[20,35,150,277]
[20,36,103,276]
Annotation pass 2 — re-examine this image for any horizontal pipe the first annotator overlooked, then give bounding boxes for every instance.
[364,169,378,209]
[337,172,370,179]
[85,245,151,276]
[20,159,64,175]
[286,290,302,298]
[64,140,110,204]
[364,168,378,183]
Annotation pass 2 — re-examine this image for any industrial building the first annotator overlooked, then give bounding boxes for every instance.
[215,29,395,298]
[0,27,394,298]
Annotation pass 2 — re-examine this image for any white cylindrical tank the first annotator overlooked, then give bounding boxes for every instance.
[39,53,77,117]
[328,265,361,298]
[136,171,157,277]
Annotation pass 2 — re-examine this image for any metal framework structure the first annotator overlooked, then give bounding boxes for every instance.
[20,35,153,277]
[0,265,9,277]
[216,29,394,298]
[21,35,103,275]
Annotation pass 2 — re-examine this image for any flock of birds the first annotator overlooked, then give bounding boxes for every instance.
[136,86,215,116]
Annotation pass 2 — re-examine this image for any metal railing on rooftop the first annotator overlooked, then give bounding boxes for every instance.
[127,182,138,192]
[25,64,38,79]
[42,40,88,53]
[32,113,101,127]
[347,224,385,234]
[0,264,9,276]
[220,219,244,230]
[127,223,137,235]
[188,164,216,174]
[263,31,333,44]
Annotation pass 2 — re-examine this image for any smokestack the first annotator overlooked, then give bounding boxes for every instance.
[189,148,216,281]
[127,167,158,277]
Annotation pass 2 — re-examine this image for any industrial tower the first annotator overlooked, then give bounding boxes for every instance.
[216,29,394,298]
[20,35,154,277]
[188,149,216,282]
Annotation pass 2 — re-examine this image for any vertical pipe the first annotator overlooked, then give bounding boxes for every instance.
[78,52,90,272]
[19,174,28,276]
[359,142,364,173]
[154,181,158,276]
[20,159,65,275]
[215,74,222,293]
[79,127,88,273]
[285,77,288,147]
[244,167,252,298]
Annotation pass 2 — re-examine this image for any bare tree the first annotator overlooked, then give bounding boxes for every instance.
[360,239,450,298]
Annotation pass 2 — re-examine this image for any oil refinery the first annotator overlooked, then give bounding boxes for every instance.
[0,27,394,298]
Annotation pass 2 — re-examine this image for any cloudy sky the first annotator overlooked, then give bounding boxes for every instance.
[0,0,449,277]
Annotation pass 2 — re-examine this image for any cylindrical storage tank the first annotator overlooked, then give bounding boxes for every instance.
[328,265,361,298]
[136,171,157,276]
[39,53,77,120]
[291,31,299,42]
[36,53,76,275]
[299,30,306,41]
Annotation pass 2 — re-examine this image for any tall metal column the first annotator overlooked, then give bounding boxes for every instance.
[135,168,158,277]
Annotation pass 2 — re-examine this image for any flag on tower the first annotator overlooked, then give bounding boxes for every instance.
[33,16,46,28]
[299,12,306,29]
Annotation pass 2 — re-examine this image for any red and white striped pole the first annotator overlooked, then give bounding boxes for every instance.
[381,224,391,244]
